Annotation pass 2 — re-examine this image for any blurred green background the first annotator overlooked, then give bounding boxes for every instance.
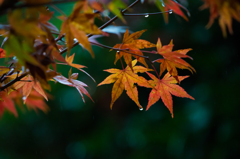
[1,0,240,158]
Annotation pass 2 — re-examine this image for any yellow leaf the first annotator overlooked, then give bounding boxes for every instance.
[98,60,152,110]
[69,22,94,57]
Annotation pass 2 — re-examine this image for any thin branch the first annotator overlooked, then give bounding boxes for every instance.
[122,10,173,17]
[59,0,141,55]
[90,42,160,77]
[90,41,129,51]
[140,50,158,54]
[0,68,15,83]
[0,0,82,16]
[0,72,29,92]
[50,4,66,16]
[90,41,151,58]
[146,58,159,78]
[87,0,141,38]
[11,0,82,9]
[120,56,125,69]
[0,0,142,91]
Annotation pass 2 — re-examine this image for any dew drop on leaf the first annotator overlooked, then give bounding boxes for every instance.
[169,10,173,14]
[117,51,120,53]
[145,14,149,18]
[22,96,26,101]
[139,107,143,111]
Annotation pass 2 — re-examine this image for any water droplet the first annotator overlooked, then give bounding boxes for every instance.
[11,68,14,71]
[139,107,143,111]
[169,10,173,14]
[22,96,26,101]
[161,2,165,7]
[43,52,46,56]
[145,14,149,18]
[117,51,120,53]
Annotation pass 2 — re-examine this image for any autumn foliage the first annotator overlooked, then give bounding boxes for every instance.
[0,0,239,118]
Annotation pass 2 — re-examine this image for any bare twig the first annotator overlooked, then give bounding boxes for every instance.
[122,10,172,17]
[0,0,83,16]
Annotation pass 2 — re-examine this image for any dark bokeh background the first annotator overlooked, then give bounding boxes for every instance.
[1,0,240,158]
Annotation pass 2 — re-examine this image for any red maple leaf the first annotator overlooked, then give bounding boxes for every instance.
[146,72,194,118]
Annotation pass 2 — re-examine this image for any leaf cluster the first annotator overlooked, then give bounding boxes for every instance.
[0,0,238,118]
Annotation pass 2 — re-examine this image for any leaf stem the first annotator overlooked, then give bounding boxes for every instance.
[146,58,159,78]
[120,57,125,70]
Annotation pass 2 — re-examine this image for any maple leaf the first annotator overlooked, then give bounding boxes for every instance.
[153,38,195,82]
[8,8,47,39]
[200,0,240,37]
[23,90,49,113]
[0,0,4,5]
[13,75,48,103]
[98,60,152,110]
[38,11,59,34]
[107,0,127,23]
[57,53,95,82]
[155,0,189,23]
[53,70,93,103]
[0,48,6,58]
[0,91,17,117]
[0,90,49,118]
[59,1,102,57]
[113,29,155,69]
[146,72,194,118]
[0,66,11,77]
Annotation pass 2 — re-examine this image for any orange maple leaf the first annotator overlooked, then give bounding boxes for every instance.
[0,90,49,117]
[200,0,240,37]
[13,75,48,103]
[146,72,194,118]
[58,53,95,82]
[153,38,195,82]
[53,70,93,103]
[23,90,49,113]
[98,60,152,110]
[59,1,102,57]
[0,91,17,117]
[113,29,155,69]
